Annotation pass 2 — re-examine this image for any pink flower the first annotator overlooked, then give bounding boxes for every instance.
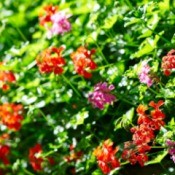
[88,82,116,110]
[39,5,71,39]
[138,61,153,87]
[166,139,175,164]
[47,11,71,38]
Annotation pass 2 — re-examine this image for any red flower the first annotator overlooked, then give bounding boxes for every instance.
[39,5,58,26]
[65,144,83,162]
[93,139,120,174]
[161,49,175,76]
[29,144,54,172]
[70,46,97,78]
[0,103,23,131]
[0,62,16,91]
[36,46,66,74]
[0,145,10,165]
[122,141,150,167]
[29,144,43,171]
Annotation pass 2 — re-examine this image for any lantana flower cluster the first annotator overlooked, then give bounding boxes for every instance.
[70,46,97,78]
[29,144,54,172]
[88,82,116,110]
[138,61,153,87]
[39,5,71,38]
[36,46,66,75]
[0,103,24,131]
[0,62,16,91]
[122,100,165,166]
[161,49,175,76]
[93,139,120,174]
[166,139,175,163]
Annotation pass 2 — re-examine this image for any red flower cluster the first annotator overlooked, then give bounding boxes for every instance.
[70,46,97,78]
[93,139,120,174]
[122,100,165,166]
[0,145,10,165]
[65,145,83,162]
[39,5,58,26]
[0,103,23,131]
[29,144,54,172]
[161,49,175,76]
[36,47,66,74]
[0,62,16,91]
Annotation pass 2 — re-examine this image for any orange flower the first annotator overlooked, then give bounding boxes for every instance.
[0,103,23,131]
[93,139,120,174]
[36,46,66,74]
[39,5,58,26]
[0,62,16,91]
[70,46,97,78]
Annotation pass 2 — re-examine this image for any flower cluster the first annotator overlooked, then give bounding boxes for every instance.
[93,139,120,174]
[36,46,66,74]
[166,139,175,163]
[88,82,116,110]
[39,5,71,38]
[122,100,165,166]
[0,62,16,91]
[0,103,23,131]
[29,144,54,171]
[65,144,83,163]
[70,46,97,78]
[138,61,153,87]
[161,49,175,76]
[0,145,10,165]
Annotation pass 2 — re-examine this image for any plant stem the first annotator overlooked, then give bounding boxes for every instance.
[38,109,55,129]
[61,75,81,97]
[151,146,165,149]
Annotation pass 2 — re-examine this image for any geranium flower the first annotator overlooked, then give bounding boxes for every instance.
[138,61,153,87]
[161,49,175,76]
[0,62,16,91]
[88,82,116,110]
[39,5,71,38]
[70,46,97,78]
[36,46,66,74]
[93,139,120,174]
[0,103,23,131]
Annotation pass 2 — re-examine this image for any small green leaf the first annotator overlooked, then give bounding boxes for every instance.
[146,151,168,165]
[102,14,118,29]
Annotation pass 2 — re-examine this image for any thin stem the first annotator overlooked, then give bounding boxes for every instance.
[151,146,165,149]
[61,75,81,97]
[148,87,159,95]
[15,26,27,42]
[86,36,109,64]
[117,93,137,107]
[38,109,55,129]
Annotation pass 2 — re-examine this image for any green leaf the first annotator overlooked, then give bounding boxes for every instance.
[101,14,118,29]
[114,108,134,130]
[139,13,159,38]
[145,150,168,165]
[70,109,89,127]
[132,32,163,58]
